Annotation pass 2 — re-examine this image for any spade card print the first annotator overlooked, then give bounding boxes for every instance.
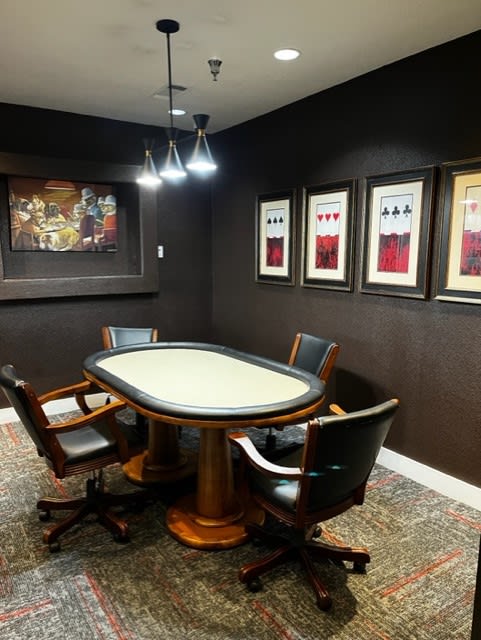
[266,207,285,267]
[256,191,295,285]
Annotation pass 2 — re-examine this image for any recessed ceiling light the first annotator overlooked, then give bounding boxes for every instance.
[169,108,186,116]
[274,48,301,61]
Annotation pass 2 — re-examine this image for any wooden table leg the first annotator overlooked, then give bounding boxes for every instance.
[166,427,264,549]
[123,418,197,486]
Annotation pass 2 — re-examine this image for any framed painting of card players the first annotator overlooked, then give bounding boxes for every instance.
[435,156,481,304]
[8,175,117,252]
[0,151,159,300]
[301,178,356,291]
[255,189,295,285]
[360,166,435,299]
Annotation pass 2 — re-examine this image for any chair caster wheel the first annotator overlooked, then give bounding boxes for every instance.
[265,434,277,451]
[48,541,61,553]
[39,510,51,521]
[113,533,130,544]
[130,502,145,514]
[313,525,322,538]
[316,595,332,611]
[247,578,263,593]
[353,561,366,573]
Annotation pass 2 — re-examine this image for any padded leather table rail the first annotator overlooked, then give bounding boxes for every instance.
[84,342,324,423]
[83,342,326,549]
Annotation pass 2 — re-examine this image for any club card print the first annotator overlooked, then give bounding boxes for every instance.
[361,167,434,299]
[377,194,413,273]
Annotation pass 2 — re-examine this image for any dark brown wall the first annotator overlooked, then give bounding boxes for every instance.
[0,104,212,395]
[211,31,481,488]
[1,31,480,488]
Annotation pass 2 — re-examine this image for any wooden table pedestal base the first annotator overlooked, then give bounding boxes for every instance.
[166,493,265,549]
[122,419,198,486]
[123,448,197,486]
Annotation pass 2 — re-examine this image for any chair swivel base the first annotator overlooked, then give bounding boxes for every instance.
[37,477,148,552]
[239,523,370,610]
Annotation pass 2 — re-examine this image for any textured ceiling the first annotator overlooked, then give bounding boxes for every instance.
[1,0,481,133]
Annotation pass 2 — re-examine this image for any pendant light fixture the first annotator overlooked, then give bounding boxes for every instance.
[137,19,217,187]
[186,114,217,172]
[137,138,162,186]
[157,19,186,181]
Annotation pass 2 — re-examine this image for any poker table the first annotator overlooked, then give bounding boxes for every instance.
[83,342,325,549]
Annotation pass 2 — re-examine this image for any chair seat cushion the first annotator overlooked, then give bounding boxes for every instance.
[250,448,303,512]
[250,446,355,513]
[57,418,145,465]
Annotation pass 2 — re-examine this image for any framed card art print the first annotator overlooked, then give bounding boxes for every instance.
[255,190,295,285]
[301,179,356,291]
[360,167,435,299]
[435,157,481,304]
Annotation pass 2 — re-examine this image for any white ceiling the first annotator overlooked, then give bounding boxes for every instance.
[1,0,481,134]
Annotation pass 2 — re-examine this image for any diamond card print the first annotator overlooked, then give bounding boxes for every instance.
[460,185,481,276]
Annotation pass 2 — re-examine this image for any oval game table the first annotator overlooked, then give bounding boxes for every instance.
[83,342,325,549]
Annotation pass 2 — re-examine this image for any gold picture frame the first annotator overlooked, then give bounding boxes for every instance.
[436,157,481,304]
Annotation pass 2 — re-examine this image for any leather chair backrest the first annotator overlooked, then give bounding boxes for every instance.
[302,399,399,513]
[0,364,50,456]
[290,333,339,380]
[103,326,158,349]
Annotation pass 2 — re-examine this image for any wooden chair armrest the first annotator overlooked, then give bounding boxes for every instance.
[37,379,93,404]
[228,432,302,479]
[329,403,346,415]
[38,379,104,415]
[44,399,127,434]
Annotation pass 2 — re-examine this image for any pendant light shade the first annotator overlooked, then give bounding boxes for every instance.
[159,128,187,179]
[186,114,217,174]
[137,140,162,187]
[136,19,217,187]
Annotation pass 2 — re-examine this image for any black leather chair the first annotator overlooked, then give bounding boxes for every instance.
[102,326,159,430]
[229,398,400,610]
[102,326,159,349]
[264,332,340,451]
[0,364,148,552]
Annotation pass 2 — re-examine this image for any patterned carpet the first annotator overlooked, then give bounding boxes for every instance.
[0,411,479,639]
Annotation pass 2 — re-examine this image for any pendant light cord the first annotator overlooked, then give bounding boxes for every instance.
[166,32,174,131]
